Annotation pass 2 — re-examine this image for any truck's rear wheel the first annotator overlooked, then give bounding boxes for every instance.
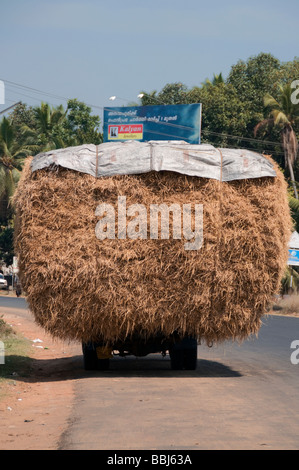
[182,347,197,370]
[82,343,97,370]
[82,342,110,371]
[169,348,184,370]
[169,337,198,370]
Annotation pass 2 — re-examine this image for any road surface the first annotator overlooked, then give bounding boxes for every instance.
[1,296,299,450]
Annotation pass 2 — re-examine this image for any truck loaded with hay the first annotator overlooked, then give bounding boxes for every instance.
[13,140,292,370]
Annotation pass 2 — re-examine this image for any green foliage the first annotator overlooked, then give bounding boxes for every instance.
[288,193,299,232]
[21,102,68,152]
[0,227,14,265]
[17,99,103,153]
[140,82,188,106]
[281,266,299,295]
[263,84,299,129]
[0,98,103,228]
[9,102,37,144]
[201,73,224,87]
[278,57,299,87]
[186,83,251,147]
[140,53,299,161]
[227,53,281,114]
[0,116,33,223]
[255,83,299,199]
[63,99,103,146]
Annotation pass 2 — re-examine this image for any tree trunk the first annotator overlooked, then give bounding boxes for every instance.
[288,158,298,199]
[283,126,298,199]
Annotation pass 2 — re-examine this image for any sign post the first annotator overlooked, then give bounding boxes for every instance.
[12,256,19,274]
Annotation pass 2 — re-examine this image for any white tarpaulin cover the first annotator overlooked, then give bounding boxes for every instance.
[30,140,277,181]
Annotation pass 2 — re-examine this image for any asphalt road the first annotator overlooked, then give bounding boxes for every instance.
[0,295,27,311]
[1,296,299,450]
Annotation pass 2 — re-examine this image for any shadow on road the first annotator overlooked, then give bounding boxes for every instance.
[1,354,242,382]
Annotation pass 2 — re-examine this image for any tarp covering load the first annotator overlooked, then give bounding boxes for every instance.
[14,142,292,345]
[31,141,277,181]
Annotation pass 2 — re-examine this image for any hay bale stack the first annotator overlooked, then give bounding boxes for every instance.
[14,153,292,345]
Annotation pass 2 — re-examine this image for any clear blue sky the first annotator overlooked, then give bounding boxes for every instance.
[0,0,298,121]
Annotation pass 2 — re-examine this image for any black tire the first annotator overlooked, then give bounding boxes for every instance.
[82,343,98,370]
[82,343,110,371]
[183,347,197,370]
[169,337,198,371]
[169,347,184,370]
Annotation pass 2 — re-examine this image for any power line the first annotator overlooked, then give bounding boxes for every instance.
[202,129,284,148]
[202,140,283,158]
[5,85,59,107]
[1,78,104,112]
[0,78,288,151]
[1,79,70,102]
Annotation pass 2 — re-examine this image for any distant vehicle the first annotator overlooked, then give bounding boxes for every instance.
[0,274,8,290]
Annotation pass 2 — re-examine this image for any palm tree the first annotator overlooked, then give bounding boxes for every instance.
[202,73,224,87]
[0,117,33,222]
[22,102,67,151]
[254,83,299,198]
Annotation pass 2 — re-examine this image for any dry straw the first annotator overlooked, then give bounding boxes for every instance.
[14,154,292,345]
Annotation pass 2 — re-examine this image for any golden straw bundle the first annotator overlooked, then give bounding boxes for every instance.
[14,154,292,345]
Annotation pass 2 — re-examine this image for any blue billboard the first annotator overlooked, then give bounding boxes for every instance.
[288,249,299,266]
[103,103,202,144]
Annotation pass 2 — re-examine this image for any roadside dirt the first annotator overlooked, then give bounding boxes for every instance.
[0,306,81,450]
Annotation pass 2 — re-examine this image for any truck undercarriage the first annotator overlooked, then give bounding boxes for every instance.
[82,333,198,371]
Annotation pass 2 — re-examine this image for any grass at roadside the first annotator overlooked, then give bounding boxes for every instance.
[271,295,299,316]
[0,315,33,389]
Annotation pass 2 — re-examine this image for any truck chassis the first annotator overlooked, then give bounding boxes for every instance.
[82,333,198,371]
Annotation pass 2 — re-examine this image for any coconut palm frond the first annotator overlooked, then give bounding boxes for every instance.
[0,166,6,198]
[271,109,290,126]
[0,117,14,149]
[288,194,299,211]
[256,83,299,198]
[264,93,280,109]
[0,115,33,213]
[11,167,21,184]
